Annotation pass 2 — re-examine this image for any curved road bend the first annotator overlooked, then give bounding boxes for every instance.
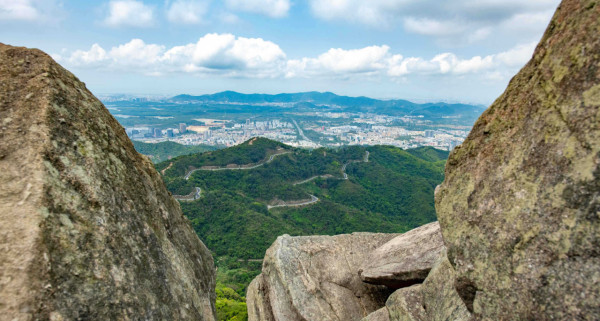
[173,187,202,201]
[267,195,319,210]
[341,151,369,180]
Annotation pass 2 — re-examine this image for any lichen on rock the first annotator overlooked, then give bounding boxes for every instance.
[0,43,216,321]
[435,0,600,319]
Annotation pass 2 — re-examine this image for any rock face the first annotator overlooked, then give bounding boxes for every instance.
[370,251,471,321]
[435,0,600,319]
[247,233,399,321]
[0,44,216,320]
[359,222,444,288]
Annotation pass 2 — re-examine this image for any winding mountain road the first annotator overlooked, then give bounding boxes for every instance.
[177,150,291,202]
[184,151,291,180]
[175,150,370,207]
[161,162,173,175]
[270,150,370,209]
[341,150,369,179]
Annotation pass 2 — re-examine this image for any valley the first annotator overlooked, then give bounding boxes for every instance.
[155,137,448,319]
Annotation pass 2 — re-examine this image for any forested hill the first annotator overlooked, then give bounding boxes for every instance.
[157,138,448,298]
[133,140,217,163]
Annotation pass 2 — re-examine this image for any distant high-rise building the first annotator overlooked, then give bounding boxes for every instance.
[424,130,435,138]
[153,128,162,138]
[179,123,187,134]
[166,129,174,137]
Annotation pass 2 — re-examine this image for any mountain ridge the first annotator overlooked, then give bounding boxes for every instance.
[157,137,448,311]
[167,91,486,117]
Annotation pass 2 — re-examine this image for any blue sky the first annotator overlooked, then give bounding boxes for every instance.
[1,0,561,104]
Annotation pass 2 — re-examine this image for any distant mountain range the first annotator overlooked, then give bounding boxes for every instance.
[168,91,487,118]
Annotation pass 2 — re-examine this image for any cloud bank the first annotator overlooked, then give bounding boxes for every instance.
[308,0,558,44]
[58,34,536,82]
[63,34,286,77]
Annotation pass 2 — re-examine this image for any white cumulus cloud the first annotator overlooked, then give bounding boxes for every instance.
[104,0,154,28]
[109,39,165,66]
[166,0,210,24]
[68,44,109,66]
[286,46,394,78]
[225,0,290,18]
[0,0,64,23]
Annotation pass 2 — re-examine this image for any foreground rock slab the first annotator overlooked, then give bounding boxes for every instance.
[247,233,399,321]
[361,308,390,321]
[0,44,216,320]
[359,222,444,288]
[436,0,600,319]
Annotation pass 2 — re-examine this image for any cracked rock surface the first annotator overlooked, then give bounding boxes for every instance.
[247,233,398,321]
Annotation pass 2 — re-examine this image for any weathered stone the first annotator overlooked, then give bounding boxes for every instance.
[0,44,216,320]
[246,275,275,321]
[361,307,390,321]
[359,222,444,288]
[384,251,471,321]
[247,233,399,321]
[435,0,600,319]
[420,251,471,321]
[386,285,426,321]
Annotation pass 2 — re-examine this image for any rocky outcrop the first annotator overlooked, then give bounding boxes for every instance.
[365,250,471,321]
[386,285,426,321]
[361,308,389,321]
[359,222,444,288]
[435,0,600,319]
[0,44,216,320]
[247,233,399,321]
[247,226,470,321]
